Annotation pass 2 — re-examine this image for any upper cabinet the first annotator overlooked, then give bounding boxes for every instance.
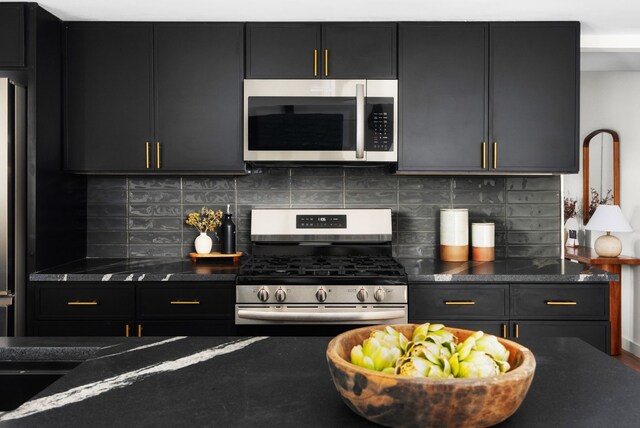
[64,22,246,173]
[397,22,579,174]
[0,4,25,67]
[245,23,397,79]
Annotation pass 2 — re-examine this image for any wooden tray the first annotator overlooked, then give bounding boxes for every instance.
[189,252,243,263]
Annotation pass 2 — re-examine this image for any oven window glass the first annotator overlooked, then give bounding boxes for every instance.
[248,97,356,151]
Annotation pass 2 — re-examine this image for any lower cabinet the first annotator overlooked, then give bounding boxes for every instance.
[30,282,236,337]
[409,282,610,353]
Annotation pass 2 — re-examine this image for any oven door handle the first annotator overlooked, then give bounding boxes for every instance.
[237,309,406,322]
[355,83,365,160]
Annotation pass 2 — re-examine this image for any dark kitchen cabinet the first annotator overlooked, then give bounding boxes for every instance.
[64,22,246,173]
[409,281,610,352]
[32,283,135,337]
[489,23,579,172]
[397,22,579,174]
[398,23,488,172]
[30,281,236,337]
[64,23,154,172]
[0,4,25,67]
[246,22,397,79]
[154,23,245,172]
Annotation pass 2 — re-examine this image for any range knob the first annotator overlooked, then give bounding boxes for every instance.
[315,287,328,302]
[356,287,369,302]
[374,287,386,302]
[275,287,287,303]
[256,287,269,302]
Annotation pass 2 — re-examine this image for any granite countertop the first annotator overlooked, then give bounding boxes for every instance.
[399,258,617,283]
[0,335,639,427]
[29,257,616,283]
[29,258,241,282]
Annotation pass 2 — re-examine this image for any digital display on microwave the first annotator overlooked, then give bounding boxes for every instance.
[248,97,356,151]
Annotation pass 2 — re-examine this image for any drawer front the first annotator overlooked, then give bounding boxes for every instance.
[409,284,508,319]
[510,283,609,320]
[511,320,610,354]
[37,286,134,319]
[137,284,234,319]
[34,320,133,337]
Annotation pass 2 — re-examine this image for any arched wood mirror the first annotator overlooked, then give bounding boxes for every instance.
[582,129,620,225]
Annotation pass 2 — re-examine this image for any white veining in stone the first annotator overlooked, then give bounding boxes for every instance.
[577,274,590,282]
[433,274,453,282]
[161,274,172,281]
[137,274,146,281]
[124,274,134,281]
[0,336,268,422]
[62,274,68,282]
[101,274,113,281]
[92,337,187,361]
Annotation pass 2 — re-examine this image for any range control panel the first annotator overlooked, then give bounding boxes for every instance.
[296,215,347,229]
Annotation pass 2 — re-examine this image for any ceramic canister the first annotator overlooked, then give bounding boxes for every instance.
[472,222,495,261]
[440,209,469,261]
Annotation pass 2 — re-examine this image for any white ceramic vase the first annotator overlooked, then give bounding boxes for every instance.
[194,232,213,254]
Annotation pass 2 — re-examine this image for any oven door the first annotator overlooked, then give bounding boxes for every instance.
[244,79,397,163]
[235,303,407,325]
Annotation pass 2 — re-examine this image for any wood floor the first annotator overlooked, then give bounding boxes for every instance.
[613,350,640,373]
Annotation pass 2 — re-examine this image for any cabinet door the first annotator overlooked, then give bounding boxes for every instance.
[155,23,245,172]
[246,23,321,78]
[137,283,235,320]
[0,4,25,67]
[398,23,488,172]
[64,23,154,172]
[489,23,579,173]
[34,320,133,337]
[409,283,508,320]
[322,23,397,79]
[511,321,610,354]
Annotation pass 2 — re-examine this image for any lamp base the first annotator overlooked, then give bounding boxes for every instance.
[594,233,622,257]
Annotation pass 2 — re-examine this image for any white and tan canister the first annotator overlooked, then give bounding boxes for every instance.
[440,209,469,262]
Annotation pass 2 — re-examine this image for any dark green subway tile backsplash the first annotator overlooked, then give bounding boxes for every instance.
[85,169,561,259]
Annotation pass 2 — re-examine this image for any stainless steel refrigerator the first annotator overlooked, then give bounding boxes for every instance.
[0,77,26,336]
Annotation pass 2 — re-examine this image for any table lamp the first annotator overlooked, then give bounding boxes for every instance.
[585,204,633,257]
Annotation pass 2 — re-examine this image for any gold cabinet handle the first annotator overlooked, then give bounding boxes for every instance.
[444,300,475,305]
[492,142,497,169]
[145,142,150,169]
[138,324,143,337]
[67,301,98,306]
[313,49,318,77]
[156,142,161,169]
[170,300,201,305]
[324,48,329,77]
[546,301,578,306]
[514,323,519,338]
[125,324,130,337]
[502,324,507,338]
[482,142,487,169]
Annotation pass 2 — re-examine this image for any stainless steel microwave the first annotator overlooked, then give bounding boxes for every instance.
[243,79,397,163]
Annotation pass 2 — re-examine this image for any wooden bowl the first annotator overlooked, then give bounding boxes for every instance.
[326,324,535,428]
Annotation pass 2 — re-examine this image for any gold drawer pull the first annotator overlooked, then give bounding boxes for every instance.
[514,323,519,338]
[492,142,498,169]
[170,300,201,305]
[546,301,577,306]
[482,142,487,169]
[145,142,150,169]
[324,48,329,77]
[156,142,161,169]
[67,301,98,306]
[125,324,131,337]
[138,324,143,337]
[502,324,507,338]
[444,301,475,305]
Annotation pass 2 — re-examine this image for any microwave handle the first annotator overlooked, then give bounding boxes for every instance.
[356,83,365,159]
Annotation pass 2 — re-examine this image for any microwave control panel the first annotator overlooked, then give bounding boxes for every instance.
[366,98,394,151]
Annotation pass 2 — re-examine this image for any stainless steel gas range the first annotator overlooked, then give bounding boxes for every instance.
[235,209,407,328]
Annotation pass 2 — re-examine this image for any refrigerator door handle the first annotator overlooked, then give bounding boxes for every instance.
[0,291,13,306]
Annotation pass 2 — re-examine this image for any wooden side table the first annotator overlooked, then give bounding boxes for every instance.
[564,246,640,355]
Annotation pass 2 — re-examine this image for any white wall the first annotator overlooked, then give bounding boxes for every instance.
[565,71,640,356]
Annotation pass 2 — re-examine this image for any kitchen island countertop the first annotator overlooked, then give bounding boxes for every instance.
[29,257,616,283]
[0,335,639,427]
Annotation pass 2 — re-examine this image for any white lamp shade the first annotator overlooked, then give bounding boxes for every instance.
[585,205,633,233]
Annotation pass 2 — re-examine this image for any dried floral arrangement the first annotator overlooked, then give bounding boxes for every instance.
[185,207,224,233]
[589,188,614,219]
[564,197,577,221]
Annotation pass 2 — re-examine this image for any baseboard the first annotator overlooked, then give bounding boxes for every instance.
[622,337,640,358]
